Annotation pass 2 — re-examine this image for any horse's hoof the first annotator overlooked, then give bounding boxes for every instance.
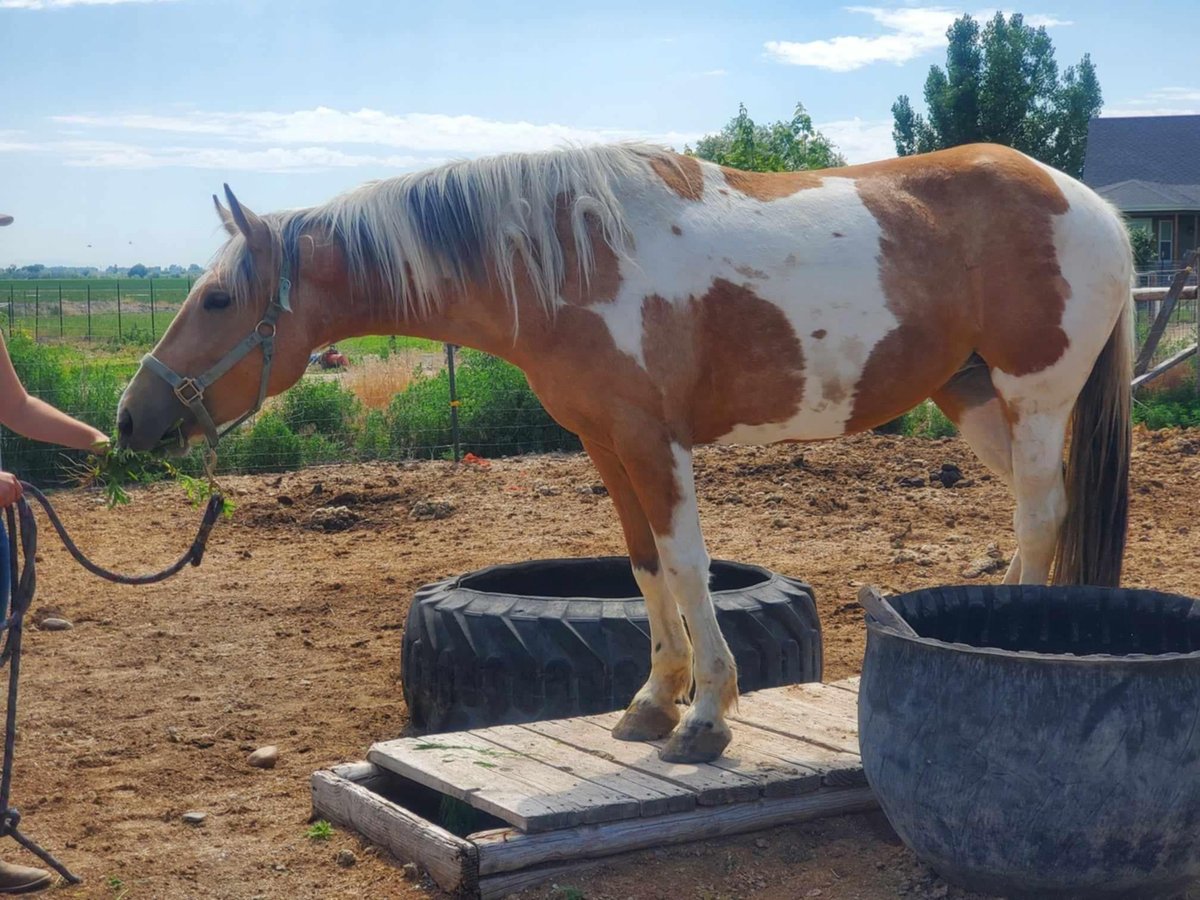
[658,721,731,763]
[612,701,679,742]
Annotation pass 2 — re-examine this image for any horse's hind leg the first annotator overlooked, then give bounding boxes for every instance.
[1006,406,1072,583]
[584,441,692,741]
[932,357,1023,583]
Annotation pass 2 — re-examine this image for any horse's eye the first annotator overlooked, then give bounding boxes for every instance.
[203,291,232,310]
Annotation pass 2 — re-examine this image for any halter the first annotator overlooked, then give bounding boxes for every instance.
[140,254,293,449]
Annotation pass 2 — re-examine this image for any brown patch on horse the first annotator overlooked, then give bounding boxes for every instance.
[554,194,622,306]
[734,264,768,281]
[647,153,704,202]
[721,167,823,202]
[640,279,805,445]
[846,144,1072,432]
[583,439,660,572]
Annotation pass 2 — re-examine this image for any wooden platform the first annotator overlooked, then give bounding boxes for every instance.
[311,677,876,898]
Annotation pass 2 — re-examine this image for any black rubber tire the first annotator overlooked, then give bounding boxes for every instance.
[402,556,822,732]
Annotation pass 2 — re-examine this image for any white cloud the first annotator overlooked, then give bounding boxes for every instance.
[765,6,1070,72]
[817,117,896,164]
[51,107,700,156]
[1,0,174,8]
[702,68,728,77]
[1104,87,1200,117]
[8,107,704,171]
[47,141,433,172]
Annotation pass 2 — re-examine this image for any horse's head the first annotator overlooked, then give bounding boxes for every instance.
[117,187,340,452]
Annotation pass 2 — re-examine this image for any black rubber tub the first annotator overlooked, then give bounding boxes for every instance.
[859,584,1200,899]
[402,556,822,731]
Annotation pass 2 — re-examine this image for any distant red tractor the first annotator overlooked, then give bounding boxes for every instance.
[309,345,349,370]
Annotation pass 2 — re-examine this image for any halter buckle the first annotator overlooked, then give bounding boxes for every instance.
[173,378,205,406]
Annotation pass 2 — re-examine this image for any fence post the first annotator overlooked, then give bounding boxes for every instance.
[33,283,38,342]
[6,283,11,332]
[86,283,92,341]
[116,280,122,341]
[58,283,63,339]
[446,343,461,462]
[150,278,156,338]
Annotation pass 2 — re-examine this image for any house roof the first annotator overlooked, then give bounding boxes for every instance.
[1083,115,1200,212]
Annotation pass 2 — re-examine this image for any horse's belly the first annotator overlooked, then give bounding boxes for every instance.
[712,400,860,445]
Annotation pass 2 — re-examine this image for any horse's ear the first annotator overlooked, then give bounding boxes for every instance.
[222,184,271,253]
[213,195,237,237]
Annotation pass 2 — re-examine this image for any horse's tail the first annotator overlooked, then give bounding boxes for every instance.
[1053,299,1133,586]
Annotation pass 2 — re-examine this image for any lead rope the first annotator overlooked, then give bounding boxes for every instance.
[0,483,224,884]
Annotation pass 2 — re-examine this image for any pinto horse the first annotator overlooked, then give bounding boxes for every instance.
[116,143,1132,763]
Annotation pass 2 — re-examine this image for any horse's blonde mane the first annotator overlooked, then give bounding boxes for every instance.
[211,142,671,325]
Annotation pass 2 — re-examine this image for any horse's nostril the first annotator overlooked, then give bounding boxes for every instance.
[118,408,133,439]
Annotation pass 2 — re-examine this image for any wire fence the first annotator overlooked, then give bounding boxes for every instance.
[0,266,1195,486]
[0,278,193,344]
[0,337,578,486]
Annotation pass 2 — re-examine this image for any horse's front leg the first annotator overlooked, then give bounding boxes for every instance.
[620,437,737,763]
[584,441,693,741]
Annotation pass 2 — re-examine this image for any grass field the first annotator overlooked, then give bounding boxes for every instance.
[0,278,441,355]
[0,276,194,303]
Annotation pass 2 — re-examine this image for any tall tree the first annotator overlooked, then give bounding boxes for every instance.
[891,13,1102,177]
[689,102,846,173]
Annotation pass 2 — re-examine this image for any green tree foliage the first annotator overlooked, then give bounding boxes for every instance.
[1128,224,1156,269]
[891,13,1102,177]
[689,102,846,172]
[127,263,148,278]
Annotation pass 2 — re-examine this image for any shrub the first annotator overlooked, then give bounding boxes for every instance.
[227,412,302,473]
[355,409,390,460]
[280,377,359,442]
[898,401,957,439]
[387,349,580,457]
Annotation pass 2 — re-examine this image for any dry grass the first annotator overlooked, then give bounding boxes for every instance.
[342,352,420,409]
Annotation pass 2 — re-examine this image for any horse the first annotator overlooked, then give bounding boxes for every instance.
[116,142,1133,763]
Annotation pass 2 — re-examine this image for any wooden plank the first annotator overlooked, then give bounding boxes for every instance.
[524,715,760,805]
[311,766,477,895]
[482,724,696,817]
[722,718,863,788]
[827,676,861,695]
[733,692,860,756]
[1133,284,1197,301]
[587,711,822,800]
[1132,342,1197,390]
[471,786,879,884]
[768,682,860,723]
[369,732,641,832]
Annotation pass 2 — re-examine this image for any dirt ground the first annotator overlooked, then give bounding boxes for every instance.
[13,428,1200,899]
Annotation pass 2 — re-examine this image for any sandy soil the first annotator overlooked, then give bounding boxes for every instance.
[11,427,1200,899]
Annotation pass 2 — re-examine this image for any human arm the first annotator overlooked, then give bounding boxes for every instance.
[0,334,110,453]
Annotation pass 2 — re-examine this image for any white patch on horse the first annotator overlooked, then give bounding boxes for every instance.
[990,165,1133,409]
[593,172,895,440]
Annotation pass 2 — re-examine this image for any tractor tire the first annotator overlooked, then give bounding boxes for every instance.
[401,556,822,732]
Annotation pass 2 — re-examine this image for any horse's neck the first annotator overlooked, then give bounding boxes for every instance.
[311,278,530,364]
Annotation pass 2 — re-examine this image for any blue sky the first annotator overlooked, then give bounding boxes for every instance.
[2,0,1197,268]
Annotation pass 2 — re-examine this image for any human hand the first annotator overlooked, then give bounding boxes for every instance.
[88,434,111,456]
[0,472,23,508]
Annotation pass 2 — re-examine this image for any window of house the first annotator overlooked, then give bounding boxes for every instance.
[1159,220,1174,262]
